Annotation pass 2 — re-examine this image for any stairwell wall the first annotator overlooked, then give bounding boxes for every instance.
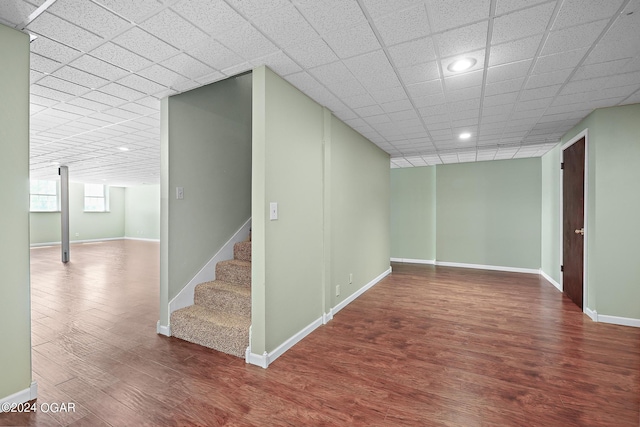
[160,73,253,328]
[251,66,391,358]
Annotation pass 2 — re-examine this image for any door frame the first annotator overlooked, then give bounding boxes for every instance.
[560,129,591,318]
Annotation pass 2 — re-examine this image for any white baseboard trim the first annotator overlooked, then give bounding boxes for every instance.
[156,320,171,337]
[333,267,392,316]
[169,218,251,315]
[390,257,435,265]
[246,316,324,369]
[322,310,333,324]
[585,307,598,322]
[123,237,160,242]
[540,270,562,292]
[596,314,640,328]
[435,261,540,275]
[0,381,37,410]
[30,237,124,247]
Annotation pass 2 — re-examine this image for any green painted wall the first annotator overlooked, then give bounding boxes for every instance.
[330,115,390,307]
[161,73,252,326]
[436,159,542,269]
[541,144,562,284]
[253,67,324,353]
[390,166,436,260]
[0,24,32,401]
[29,183,125,244]
[125,184,160,240]
[560,103,640,320]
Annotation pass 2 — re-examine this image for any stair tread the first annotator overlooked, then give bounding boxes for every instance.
[218,259,250,267]
[172,305,250,328]
[197,280,250,296]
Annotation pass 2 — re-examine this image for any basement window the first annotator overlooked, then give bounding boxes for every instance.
[84,184,109,212]
[30,180,59,212]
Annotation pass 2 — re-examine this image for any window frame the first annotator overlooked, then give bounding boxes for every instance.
[30,179,60,212]
[83,183,110,213]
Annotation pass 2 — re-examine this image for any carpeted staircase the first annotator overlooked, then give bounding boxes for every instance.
[171,238,251,357]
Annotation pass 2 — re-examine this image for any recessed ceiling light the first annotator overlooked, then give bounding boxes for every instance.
[459,132,472,139]
[118,147,129,151]
[447,58,477,73]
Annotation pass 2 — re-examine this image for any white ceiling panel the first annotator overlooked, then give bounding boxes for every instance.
[491,2,555,45]
[4,0,638,183]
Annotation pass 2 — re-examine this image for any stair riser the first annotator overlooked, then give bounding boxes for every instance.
[216,263,251,286]
[234,241,251,262]
[194,288,251,318]
[171,314,248,358]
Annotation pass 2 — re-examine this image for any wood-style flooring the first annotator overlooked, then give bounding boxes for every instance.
[1,240,638,426]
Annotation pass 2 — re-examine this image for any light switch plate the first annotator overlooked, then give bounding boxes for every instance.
[176,187,184,199]
[270,202,278,220]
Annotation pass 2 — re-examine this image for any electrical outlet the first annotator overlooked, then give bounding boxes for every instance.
[349,273,353,284]
[336,285,340,296]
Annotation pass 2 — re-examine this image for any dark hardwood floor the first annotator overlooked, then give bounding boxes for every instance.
[1,240,638,426]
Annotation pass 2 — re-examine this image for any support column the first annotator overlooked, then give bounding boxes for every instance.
[59,166,69,263]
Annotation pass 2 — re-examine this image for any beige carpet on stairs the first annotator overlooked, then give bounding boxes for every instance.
[170,237,251,358]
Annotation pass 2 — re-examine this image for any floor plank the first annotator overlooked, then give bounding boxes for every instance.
[1,241,638,426]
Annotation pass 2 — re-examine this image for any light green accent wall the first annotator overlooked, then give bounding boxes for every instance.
[255,67,325,352]
[560,104,640,319]
[0,24,32,401]
[29,183,125,244]
[125,184,160,240]
[390,166,436,260]
[541,144,562,283]
[163,74,252,318]
[436,159,542,269]
[330,115,390,306]
[251,67,391,354]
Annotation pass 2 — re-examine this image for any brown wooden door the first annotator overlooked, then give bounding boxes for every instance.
[563,137,585,309]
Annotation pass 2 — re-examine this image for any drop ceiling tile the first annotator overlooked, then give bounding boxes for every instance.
[31,53,62,74]
[287,37,339,68]
[426,0,490,32]
[136,64,187,87]
[604,71,640,89]
[519,84,561,101]
[489,34,543,67]
[437,21,488,58]
[482,103,515,117]
[542,19,609,56]
[511,109,545,120]
[361,0,424,18]
[324,22,381,59]
[160,54,215,80]
[171,0,246,36]
[583,43,635,66]
[324,80,368,98]
[221,62,253,77]
[354,104,385,117]
[444,70,483,91]
[186,38,244,71]
[411,92,446,107]
[31,84,75,102]
[141,9,209,51]
[0,1,36,26]
[515,97,553,111]
[492,2,555,45]
[553,0,624,30]
[448,108,478,121]
[113,27,180,63]
[533,48,588,74]
[398,62,440,85]
[52,66,110,90]
[572,59,632,81]
[295,0,367,34]
[31,94,60,108]
[484,77,524,96]
[99,82,146,101]
[526,68,572,88]
[373,5,430,47]
[406,80,443,99]
[252,4,318,49]
[38,75,90,96]
[252,51,302,76]
[561,77,610,95]
[389,109,419,122]
[83,90,128,106]
[388,37,437,68]
[27,12,103,51]
[447,86,482,103]
[215,23,279,59]
[309,61,355,85]
[67,97,111,112]
[117,74,166,95]
[31,36,81,63]
[344,50,402,90]
[90,42,153,72]
[369,86,408,104]
[92,0,162,23]
[486,59,532,83]
[599,9,640,49]
[49,0,130,38]
[342,93,377,109]
[119,102,157,116]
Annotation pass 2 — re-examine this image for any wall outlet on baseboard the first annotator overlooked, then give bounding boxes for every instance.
[336,285,340,296]
[349,273,353,284]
